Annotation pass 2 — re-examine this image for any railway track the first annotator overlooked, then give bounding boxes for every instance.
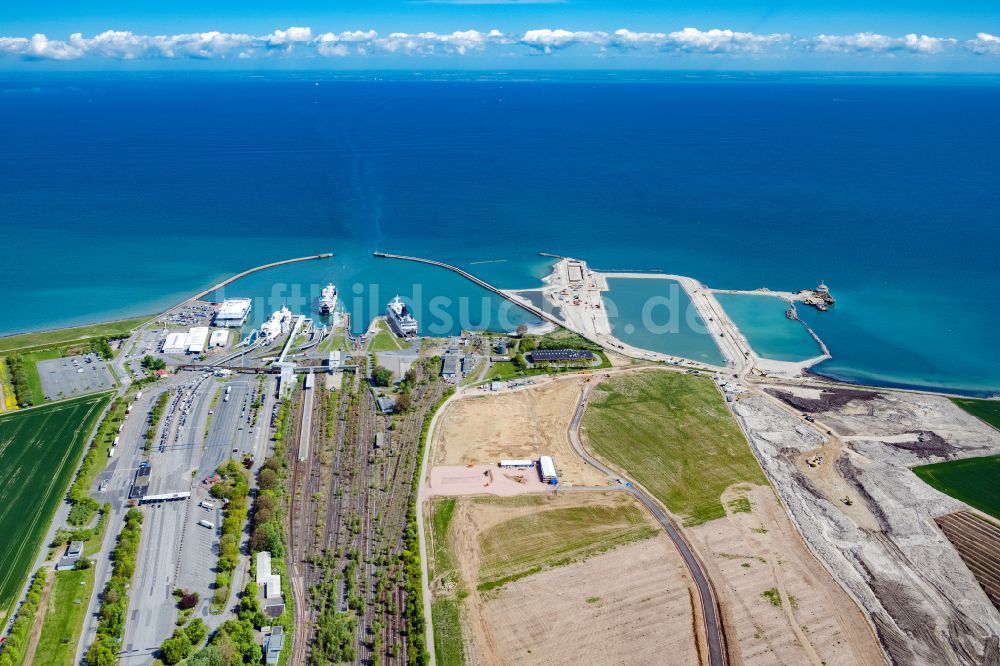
[287,358,445,665]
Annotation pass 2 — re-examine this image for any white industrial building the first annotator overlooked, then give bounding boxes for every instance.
[256,551,282,600]
[209,330,229,348]
[215,298,252,327]
[163,331,187,354]
[499,459,534,469]
[539,455,558,484]
[186,326,210,354]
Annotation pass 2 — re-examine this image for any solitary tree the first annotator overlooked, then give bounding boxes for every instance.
[371,365,393,387]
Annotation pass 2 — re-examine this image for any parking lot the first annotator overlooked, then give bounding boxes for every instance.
[118,370,263,661]
[38,353,114,400]
[175,489,223,594]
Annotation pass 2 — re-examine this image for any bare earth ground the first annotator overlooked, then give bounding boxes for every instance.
[733,389,1000,665]
[446,492,699,665]
[688,485,885,666]
[433,378,609,486]
[427,464,551,497]
[481,537,699,666]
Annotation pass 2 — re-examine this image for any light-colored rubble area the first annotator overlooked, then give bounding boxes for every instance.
[732,394,1000,665]
[791,388,1000,453]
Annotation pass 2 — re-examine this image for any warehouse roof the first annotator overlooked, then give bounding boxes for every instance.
[529,349,594,362]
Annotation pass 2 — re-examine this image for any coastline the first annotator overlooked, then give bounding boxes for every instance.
[2,251,996,399]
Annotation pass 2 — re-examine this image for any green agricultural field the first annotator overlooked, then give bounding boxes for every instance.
[950,397,1000,431]
[34,567,97,666]
[582,371,767,526]
[432,598,465,666]
[476,496,658,590]
[428,497,458,581]
[0,317,148,355]
[0,392,110,619]
[913,454,1000,520]
[426,497,465,666]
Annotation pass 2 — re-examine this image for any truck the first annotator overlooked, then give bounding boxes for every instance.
[198,519,215,529]
[126,404,133,415]
[135,391,143,400]
[108,447,116,457]
[200,500,216,510]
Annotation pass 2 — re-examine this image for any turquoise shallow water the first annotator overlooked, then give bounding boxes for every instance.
[602,278,725,366]
[1,73,998,395]
[714,294,822,362]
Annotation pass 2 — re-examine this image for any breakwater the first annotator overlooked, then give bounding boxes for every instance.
[184,253,334,305]
[373,252,567,329]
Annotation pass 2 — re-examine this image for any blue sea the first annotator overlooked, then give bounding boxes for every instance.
[714,294,822,362]
[1,71,998,395]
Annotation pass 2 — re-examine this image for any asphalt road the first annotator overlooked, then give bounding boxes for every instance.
[567,381,727,666]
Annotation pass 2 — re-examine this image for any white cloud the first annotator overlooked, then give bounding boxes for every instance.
[519,29,608,53]
[0,26,996,62]
[520,27,791,55]
[968,32,1000,55]
[266,26,314,46]
[664,27,789,53]
[812,32,956,54]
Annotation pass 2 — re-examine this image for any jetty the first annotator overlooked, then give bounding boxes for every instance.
[373,252,567,329]
[712,282,835,312]
[183,253,334,305]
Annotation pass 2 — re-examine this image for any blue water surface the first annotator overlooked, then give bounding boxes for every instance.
[714,293,822,362]
[1,71,998,394]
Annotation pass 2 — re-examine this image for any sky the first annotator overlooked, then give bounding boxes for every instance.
[0,0,998,70]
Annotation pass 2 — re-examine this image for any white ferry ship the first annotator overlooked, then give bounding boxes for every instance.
[385,295,418,337]
[260,306,292,341]
[319,283,338,316]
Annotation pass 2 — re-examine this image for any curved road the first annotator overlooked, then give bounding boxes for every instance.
[568,381,728,666]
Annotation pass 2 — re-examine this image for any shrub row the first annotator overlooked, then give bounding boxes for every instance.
[402,387,454,666]
[53,503,111,548]
[144,391,170,452]
[86,507,143,666]
[158,618,208,664]
[4,355,32,407]
[67,397,125,526]
[0,569,48,665]
[209,460,250,612]
[187,399,293,665]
